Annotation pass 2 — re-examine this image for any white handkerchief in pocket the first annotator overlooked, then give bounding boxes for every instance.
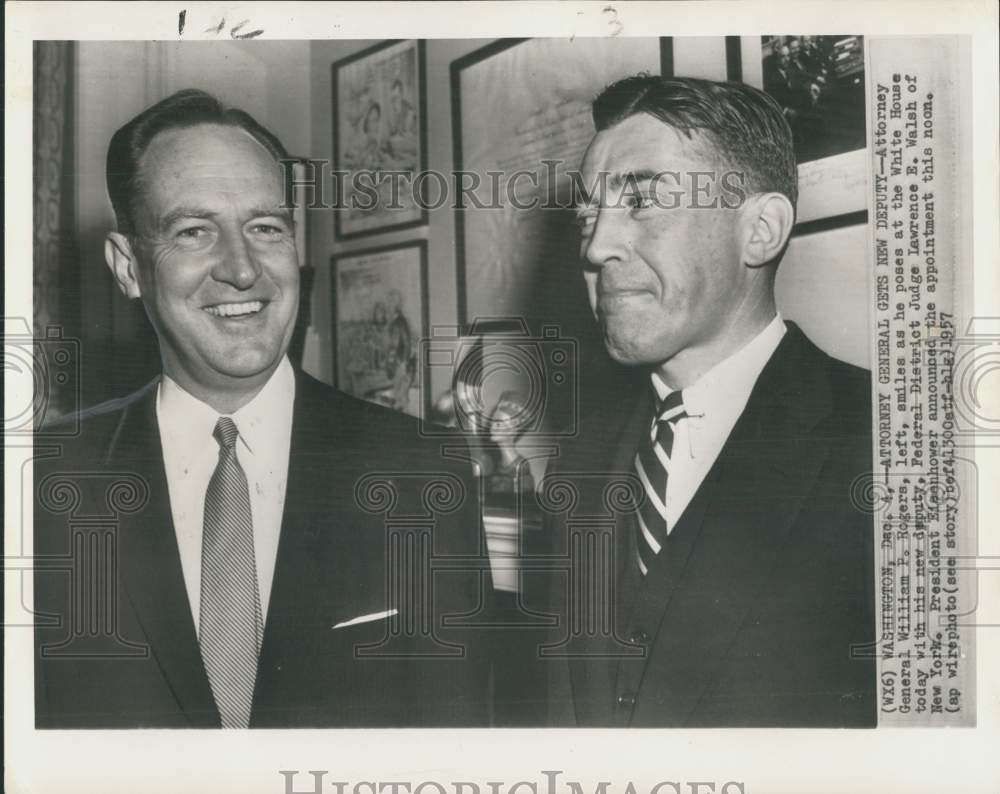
[331,609,398,630]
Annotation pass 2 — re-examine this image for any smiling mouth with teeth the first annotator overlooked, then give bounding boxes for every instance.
[204,300,266,318]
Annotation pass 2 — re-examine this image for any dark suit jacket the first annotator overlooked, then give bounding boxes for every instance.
[34,370,491,728]
[522,323,876,727]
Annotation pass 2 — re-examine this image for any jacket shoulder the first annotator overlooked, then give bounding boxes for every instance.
[818,351,872,433]
[294,370,467,467]
[296,370,425,435]
[36,381,157,464]
[782,324,871,434]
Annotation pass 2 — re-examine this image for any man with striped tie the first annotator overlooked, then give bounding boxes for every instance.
[34,90,489,728]
[527,75,875,727]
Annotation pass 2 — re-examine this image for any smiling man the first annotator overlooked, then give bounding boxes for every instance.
[104,112,300,415]
[529,76,875,727]
[34,90,488,728]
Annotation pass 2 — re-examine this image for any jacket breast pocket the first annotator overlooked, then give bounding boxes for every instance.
[318,609,397,657]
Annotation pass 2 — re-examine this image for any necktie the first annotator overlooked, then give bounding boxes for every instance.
[199,417,263,728]
[633,390,687,576]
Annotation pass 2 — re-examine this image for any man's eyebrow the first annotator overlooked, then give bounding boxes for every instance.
[159,207,218,230]
[159,205,294,230]
[608,169,661,190]
[249,206,295,224]
[572,170,662,210]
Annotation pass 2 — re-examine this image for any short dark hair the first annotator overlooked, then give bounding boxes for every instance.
[106,89,289,235]
[592,74,798,206]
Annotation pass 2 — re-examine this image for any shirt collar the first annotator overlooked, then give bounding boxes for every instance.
[157,356,296,464]
[651,314,787,419]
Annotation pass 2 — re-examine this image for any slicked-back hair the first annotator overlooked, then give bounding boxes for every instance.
[592,74,798,207]
[106,89,289,235]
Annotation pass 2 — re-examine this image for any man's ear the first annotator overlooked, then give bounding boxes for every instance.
[104,232,143,299]
[741,192,795,268]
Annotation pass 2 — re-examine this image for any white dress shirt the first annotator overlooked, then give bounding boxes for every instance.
[651,314,787,533]
[156,356,295,633]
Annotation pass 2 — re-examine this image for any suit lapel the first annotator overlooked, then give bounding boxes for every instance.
[614,325,839,725]
[564,386,650,725]
[251,373,385,721]
[604,383,716,725]
[609,388,657,627]
[109,381,220,726]
[253,374,331,697]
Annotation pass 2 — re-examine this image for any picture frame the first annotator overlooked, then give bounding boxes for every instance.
[330,240,429,419]
[451,37,673,326]
[286,157,310,269]
[285,157,315,367]
[729,35,869,231]
[331,39,428,240]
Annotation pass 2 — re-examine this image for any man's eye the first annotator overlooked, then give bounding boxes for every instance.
[626,194,656,211]
[575,213,597,233]
[251,223,287,237]
[177,226,208,240]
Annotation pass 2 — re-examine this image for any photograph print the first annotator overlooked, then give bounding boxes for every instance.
[761,35,866,164]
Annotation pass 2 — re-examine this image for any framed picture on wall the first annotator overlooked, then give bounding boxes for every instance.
[729,35,869,230]
[451,37,673,326]
[332,39,428,240]
[330,240,429,419]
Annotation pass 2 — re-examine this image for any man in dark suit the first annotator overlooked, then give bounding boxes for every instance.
[34,90,489,728]
[524,75,875,727]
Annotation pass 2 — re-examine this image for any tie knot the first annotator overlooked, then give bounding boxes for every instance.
[656,390,687,424]
[213,417,240,451]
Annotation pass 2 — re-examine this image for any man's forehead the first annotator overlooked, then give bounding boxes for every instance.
[580,114,710,176]
[133,124,286,229]
[139,126,281,194]
[140,124,279,182]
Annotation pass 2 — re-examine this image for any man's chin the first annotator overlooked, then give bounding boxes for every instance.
[212,353,285,382]
[188,347,287,389]
[605,343,655,368]
[602,330,674,369]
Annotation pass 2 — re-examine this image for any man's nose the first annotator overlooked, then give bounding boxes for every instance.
[212,227,261,289]
[583,208,629,269]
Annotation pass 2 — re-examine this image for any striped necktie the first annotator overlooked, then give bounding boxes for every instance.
[199,416,263,728]
[633,390,688,576]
